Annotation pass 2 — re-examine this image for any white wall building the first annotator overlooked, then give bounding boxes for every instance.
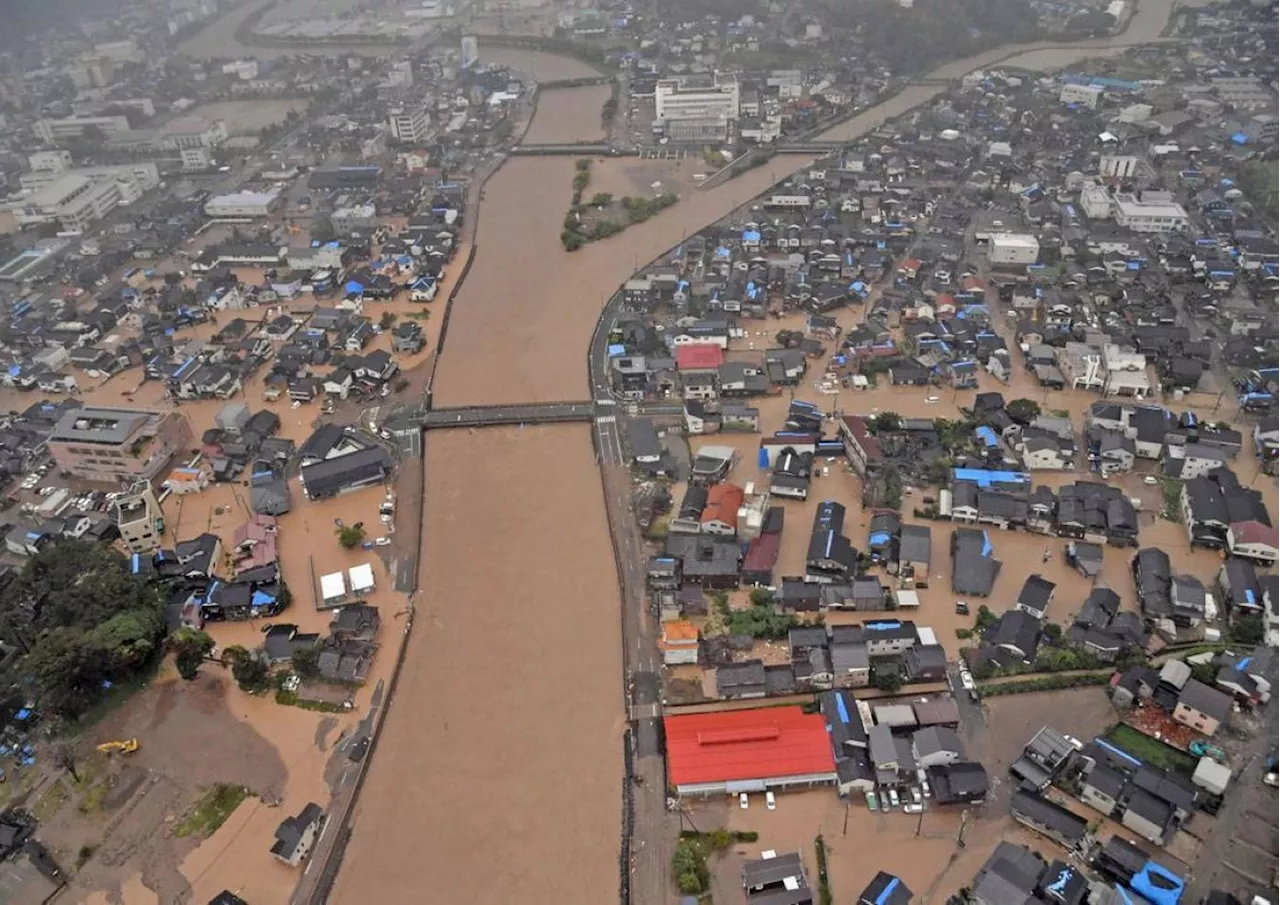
[1080,183,1113,219]
[33,115,131,144]
[21,175,121,231]
[989,234,1041,265]
[221,59,260,80]
[155,117,227,151]
[1060,83,1104,107]
[28,150,73,174]
[388,106,431,144]
[204,189,282,218]
[655,72,739,127]
[1099,155,1140,179]
[1112,192,1189,233]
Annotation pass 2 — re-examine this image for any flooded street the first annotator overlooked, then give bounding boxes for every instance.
[329,427,624,904]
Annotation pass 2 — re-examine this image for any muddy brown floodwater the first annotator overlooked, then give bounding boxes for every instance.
[333,2,1216,900]
[329,427,624,903]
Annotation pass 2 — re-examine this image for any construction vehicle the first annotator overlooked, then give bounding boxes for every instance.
[96,739,139,756]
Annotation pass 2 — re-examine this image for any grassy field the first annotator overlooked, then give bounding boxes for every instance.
[174,783,250,838]
[1103,723,1198,775]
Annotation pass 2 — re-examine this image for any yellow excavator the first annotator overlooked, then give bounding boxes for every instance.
[96,739,139,756]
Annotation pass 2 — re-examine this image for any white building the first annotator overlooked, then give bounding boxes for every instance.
[655,72,739,132]
[989,234,1041,265]
[387,60,414,87]
[20,162,159,196]
[155,116,227,151]
[1112,192,1189,233]
[221,59,260,80]
[1060,82,1104,108]
[388,106,431,144]
[33,114,131,144]
[28,150,73,174]
[181,147,213,170]
[1101,344,1150,397]
[204,189,282,218]
[21,175,121,231]
[1080,183,1113,219]
[1099,155,1140,179]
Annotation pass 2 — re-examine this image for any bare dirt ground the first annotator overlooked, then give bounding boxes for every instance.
[183,100,309,136]
[329,426,624,904]
[30,674,289,904]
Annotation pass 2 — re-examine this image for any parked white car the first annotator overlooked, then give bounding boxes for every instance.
[739,792,749,809]
[766,791,776,811]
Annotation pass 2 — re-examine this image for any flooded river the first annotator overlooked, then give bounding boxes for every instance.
[333,0,1205,901]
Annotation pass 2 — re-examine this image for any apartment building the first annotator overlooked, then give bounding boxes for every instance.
[49,407,192,484]
[115,482,166,554]
[389,106,431,143]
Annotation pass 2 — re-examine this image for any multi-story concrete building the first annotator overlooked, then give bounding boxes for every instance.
[655,72,739,139]
[1112,192,1189,233]
[388,106,431,144]
[1060,83,1104,108]
[115,482,166,554]
[154,116,227,151]
[989,234,1041,265]
[33,114,131,144]
[18,174,121,231]
[48,406,192,484]
[19,163,160,199]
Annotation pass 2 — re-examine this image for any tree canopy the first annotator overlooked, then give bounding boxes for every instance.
[4,541,167,717]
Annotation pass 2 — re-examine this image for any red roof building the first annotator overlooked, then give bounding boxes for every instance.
[664,706,837,796]
[676,345,725,371]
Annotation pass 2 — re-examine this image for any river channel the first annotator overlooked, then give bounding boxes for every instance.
[330,0,1188,901]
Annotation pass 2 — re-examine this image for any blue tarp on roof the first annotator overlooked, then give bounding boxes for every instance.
[981,532,993,558]
[876,878,901,905]
[835,693,851,724]
[975,426,999,448]
[952,468,1030,487]
[1131,863,1184,905]
[869,532,891,546]
[345,280,365,294]
[251,590,276,608]
[607,344,626,358]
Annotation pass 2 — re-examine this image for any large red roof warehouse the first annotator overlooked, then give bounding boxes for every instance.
[664,706,835,786]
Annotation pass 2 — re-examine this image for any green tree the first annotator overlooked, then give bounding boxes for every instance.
[310,214,337,242]
[336,524,366,549]
[872,670,903,693]
[378,311,397,331]
[1232,613,1265,645]
[1006,398,1041,425]
[6,541,167,717]
[1042,622,1063,643]
[589,192,614,206]
[224,645,270,692]
[291,645,321,680]
[169,628,216,681]
[974,604,999,632]
[868,412,902,432]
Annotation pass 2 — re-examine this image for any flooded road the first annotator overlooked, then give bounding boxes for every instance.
[334,1,1207,900]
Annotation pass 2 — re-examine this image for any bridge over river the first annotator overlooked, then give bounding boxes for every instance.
[420,401,598,429]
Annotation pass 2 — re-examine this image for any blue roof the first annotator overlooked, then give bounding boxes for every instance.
[876,878,901,905]
[952,468,1030,487]
[1131,863,1184,905]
